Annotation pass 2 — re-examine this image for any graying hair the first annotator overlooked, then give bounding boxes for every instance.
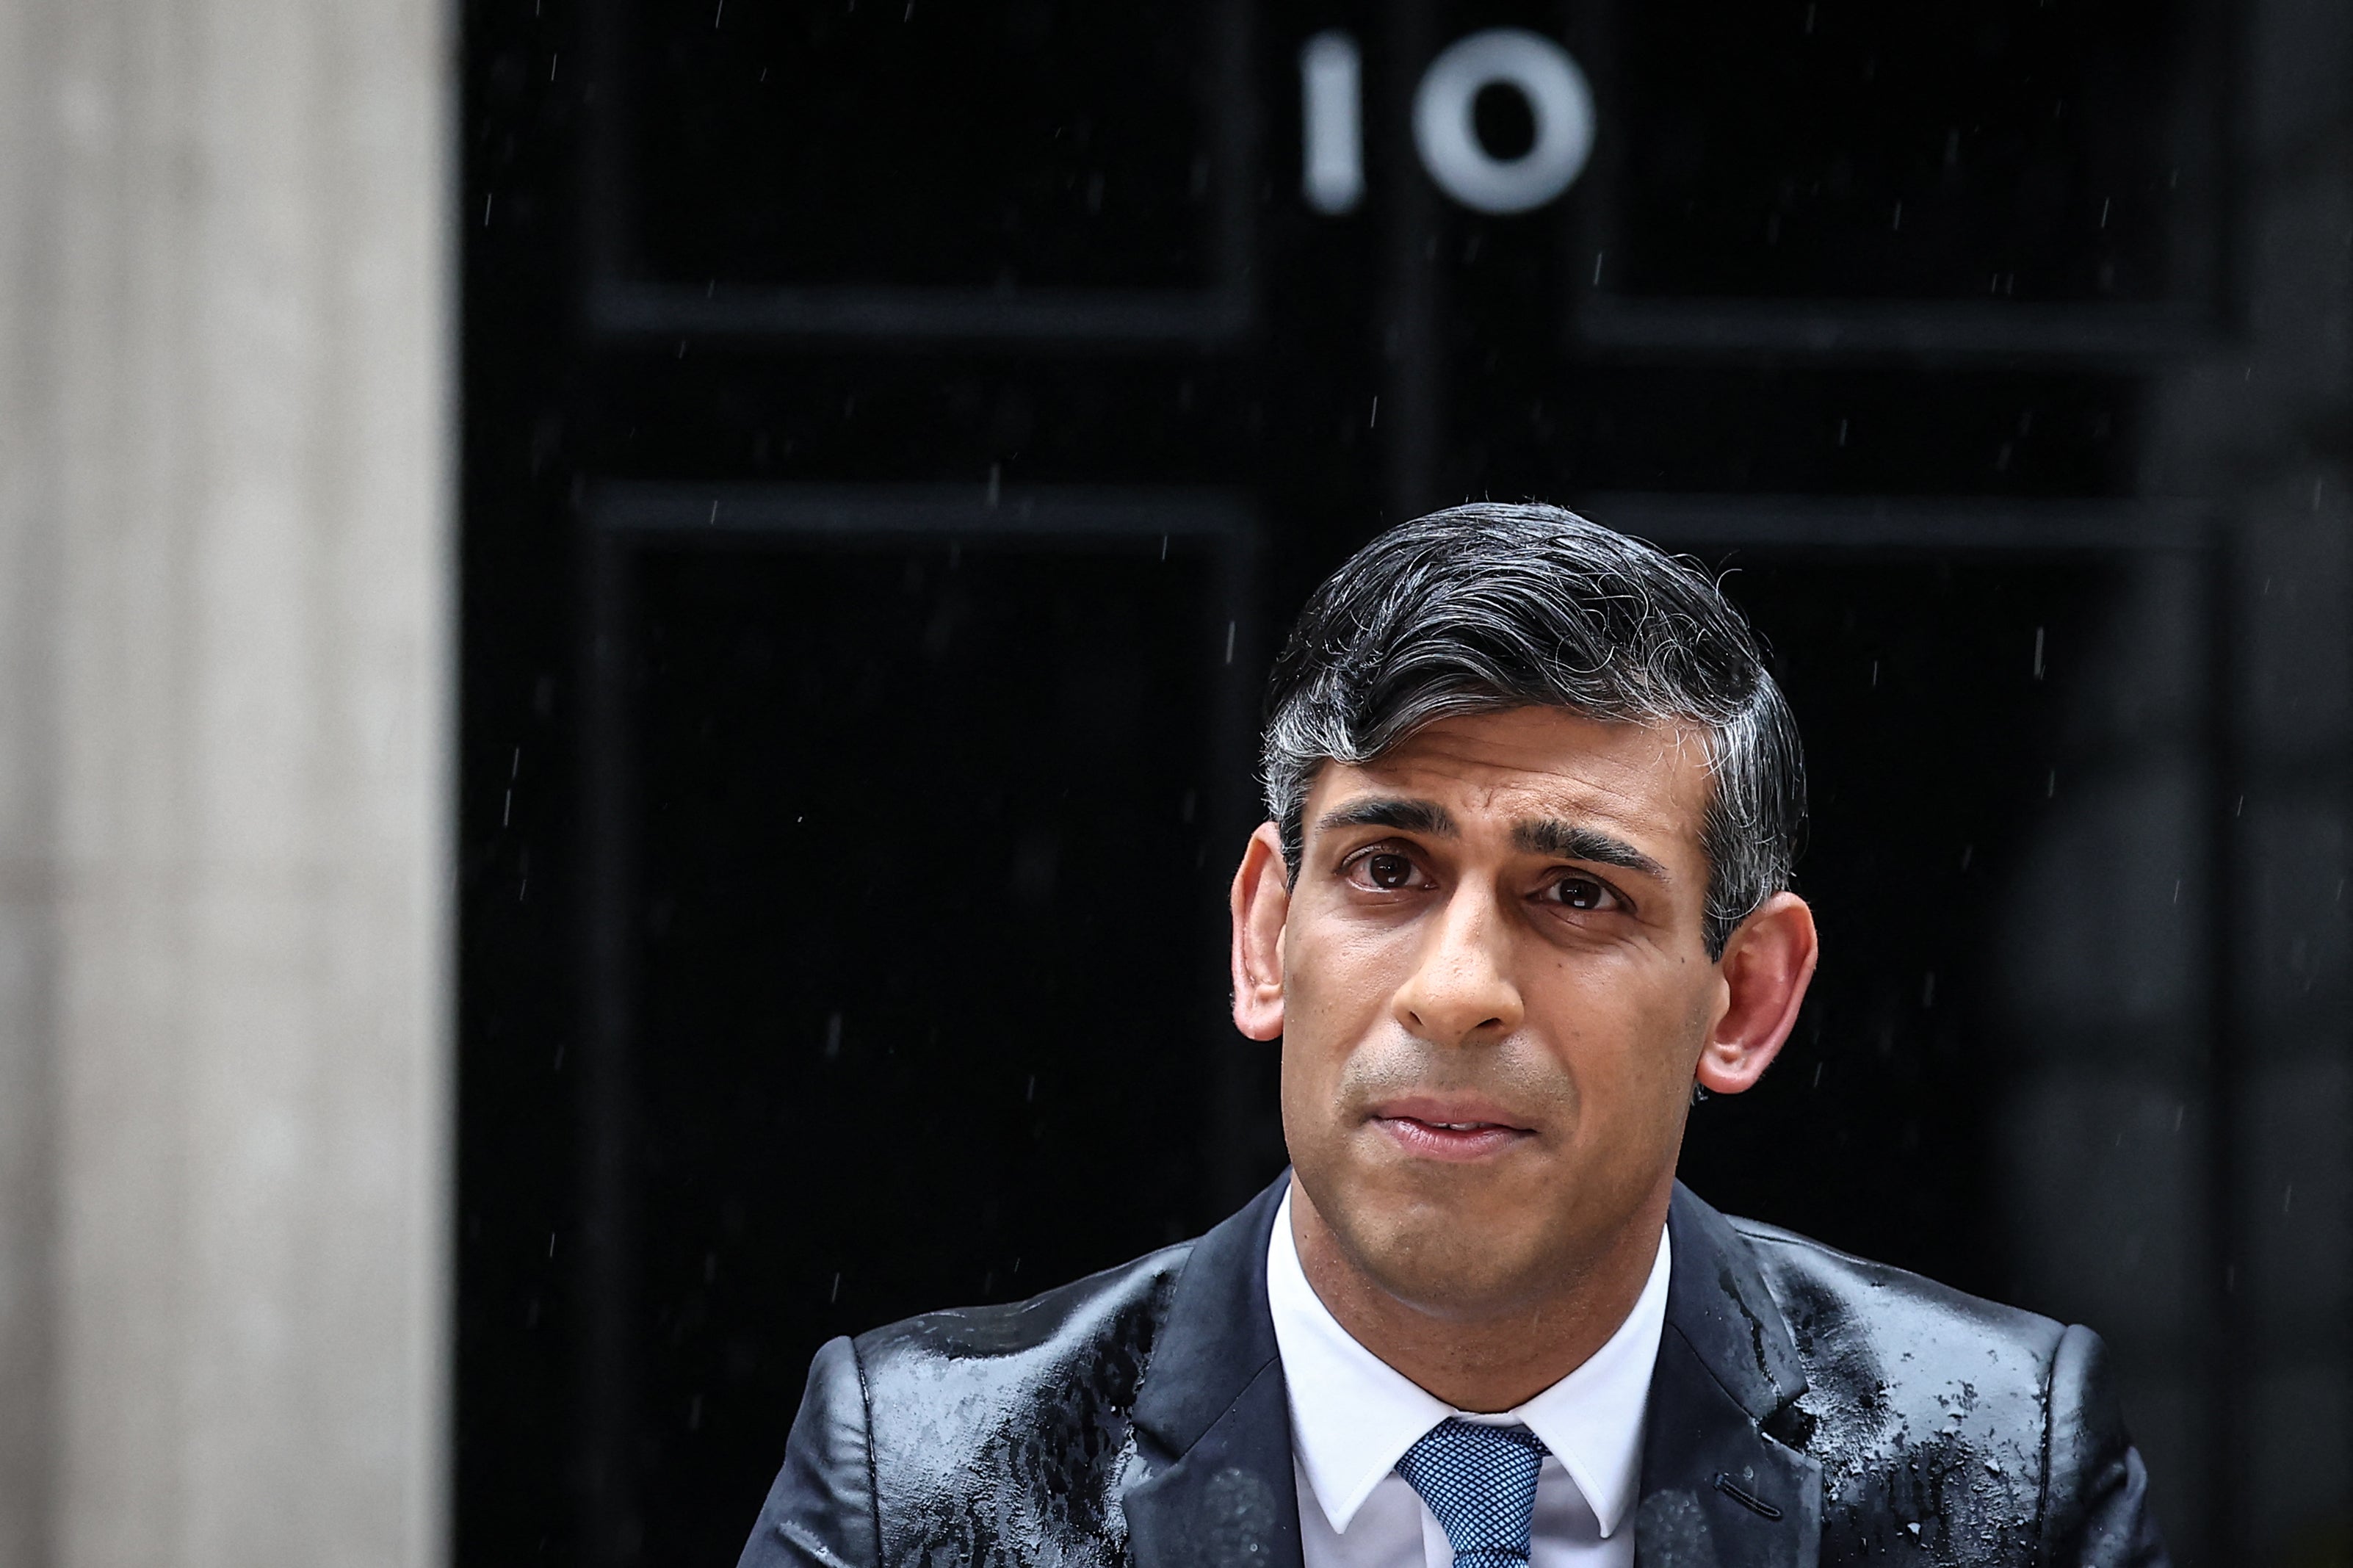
[1259,502,1804,961]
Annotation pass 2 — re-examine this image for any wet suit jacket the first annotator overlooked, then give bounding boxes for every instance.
[737,1175,2170,1568]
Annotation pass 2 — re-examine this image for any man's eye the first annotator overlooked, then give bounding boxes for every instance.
[1364,853,1418,889]
[1549,875,1613,911]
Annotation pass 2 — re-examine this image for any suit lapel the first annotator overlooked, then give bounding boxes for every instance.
[1120,1177,1822,1568]
[1124,1176,1303,1568]
[1635,1185,1823,1568]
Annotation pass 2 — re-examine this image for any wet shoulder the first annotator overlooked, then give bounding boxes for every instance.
[850,1241,1193,1568]
[1729,1218,2065,1563]
[853,1239,1193,1374]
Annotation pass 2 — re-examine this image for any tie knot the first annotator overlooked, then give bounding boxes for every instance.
[1395,1419,1550,1568]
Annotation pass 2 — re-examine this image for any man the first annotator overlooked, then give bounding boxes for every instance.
[737,504,2168,1568]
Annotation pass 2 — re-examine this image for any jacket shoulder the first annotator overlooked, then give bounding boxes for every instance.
[851,1241,1193,1568]
[1727,1216,2169,1566]
[855,1238,1193,1373]
[1727,1218,2066,1561]
[1730,1215,2067,1377]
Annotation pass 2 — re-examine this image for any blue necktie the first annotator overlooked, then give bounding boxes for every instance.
[1395,1418,1551,1568]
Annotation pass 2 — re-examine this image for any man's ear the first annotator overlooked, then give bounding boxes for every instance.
[1694,891,1818,1095]
[1229,822,1290,1041]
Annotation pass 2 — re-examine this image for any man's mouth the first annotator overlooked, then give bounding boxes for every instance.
[1369,1098,1536,1161]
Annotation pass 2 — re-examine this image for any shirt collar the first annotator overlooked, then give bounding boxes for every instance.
[1265,1183,1671,1542]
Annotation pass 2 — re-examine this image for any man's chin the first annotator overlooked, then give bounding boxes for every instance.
[1353,1246,1551,1323]
[1333,1207,1553,1319]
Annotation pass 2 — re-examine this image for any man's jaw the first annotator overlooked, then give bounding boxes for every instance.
[1367,1094,1537,1162]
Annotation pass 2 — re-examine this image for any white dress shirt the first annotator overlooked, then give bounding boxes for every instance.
[1265,1187,1671,1568]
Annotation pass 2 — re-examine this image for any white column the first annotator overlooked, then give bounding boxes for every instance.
[0,0,452,1561]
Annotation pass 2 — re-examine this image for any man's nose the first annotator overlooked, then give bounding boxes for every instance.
[1390,884,1525,1047]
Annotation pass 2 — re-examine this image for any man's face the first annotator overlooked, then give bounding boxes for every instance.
[1272,706,1728,1320]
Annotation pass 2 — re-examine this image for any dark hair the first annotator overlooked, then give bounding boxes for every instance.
[1259,502,1804,960]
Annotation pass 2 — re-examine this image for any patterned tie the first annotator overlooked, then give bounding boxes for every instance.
[1395,1418,1551,1568]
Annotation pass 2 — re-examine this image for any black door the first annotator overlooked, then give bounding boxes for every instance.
[460,2,2241,1564]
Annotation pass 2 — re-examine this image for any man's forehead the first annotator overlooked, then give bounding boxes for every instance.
[1342,711,1710,807]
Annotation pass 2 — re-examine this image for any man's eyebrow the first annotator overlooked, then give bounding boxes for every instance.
[1514,818,1669,878]
[1315,796,1458,838]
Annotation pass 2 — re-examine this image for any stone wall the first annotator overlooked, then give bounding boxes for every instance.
[0,0,451,1563]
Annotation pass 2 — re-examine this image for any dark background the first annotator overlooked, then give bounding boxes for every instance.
[459,3,2350,1565]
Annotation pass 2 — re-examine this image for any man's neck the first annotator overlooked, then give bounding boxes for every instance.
[1286,1177,1669,1412]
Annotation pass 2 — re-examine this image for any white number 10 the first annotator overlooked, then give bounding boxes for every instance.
[1300,27,1596,218]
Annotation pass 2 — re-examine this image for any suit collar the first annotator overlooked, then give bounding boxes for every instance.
[1122,1177,1824,1568]
[1125,1175,1301,1568]
[1268,1182,1669,1540]
[1131,1174,1289,1454]
[1662,1183,1807,1421]
[1127,1178,1796,1444]
[1634,1183,1821,1568]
